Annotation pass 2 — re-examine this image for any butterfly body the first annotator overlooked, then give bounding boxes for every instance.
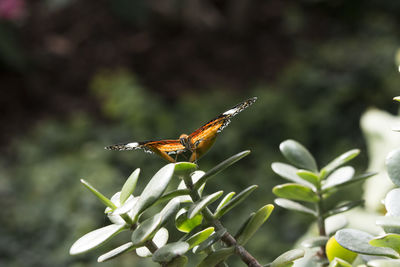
[106,97,257,162]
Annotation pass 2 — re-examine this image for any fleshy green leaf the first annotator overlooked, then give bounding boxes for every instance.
[367,259,400,267]
[274,198,317,217]
[175,208,203,233]
[385,189,400,216]
[187,191,223,219]
[215,192,236,214]
[165,256,188,267]
[328,258,352,267]
[152,241,190,263]
[273,184,319,203]
[174,162,198,177]
[301,236,329,248]
[326,215,348,235]
[70,224,127,255]
[131,214,162,246]
[386,149,400,187]
[186,227,214,249]
[193,150,251,190]
[376,216,400,234]
[136,227,169,258]
[160,199,180,225]
[97,242,135,262]
[280,139,318,172]
[196,247,234,267]
[323,200,364,218]
[131,164,175,221]
[214,185,258,219]
[270,248,305,267]
[155,189,191,206]
[322,172,375,192]
[193,228,227,254]
[370,233,400,254]
[80,179,117,210]
[177,171,205,202]
[237,204,274,245]
[296,170,320,187]
[271,162,315,190]
[120,168,140,205]
[335,229,399,258]
[321,149,360,177]
[321,166,354,191]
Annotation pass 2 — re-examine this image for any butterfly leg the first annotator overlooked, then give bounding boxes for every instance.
[149,147,177,163]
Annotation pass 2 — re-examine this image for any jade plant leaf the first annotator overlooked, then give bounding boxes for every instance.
[367,259,400,267]
[193,228,227,254]
[273,184,319,203]
[187,191,223,219]
[321,149,360,177]
[237,204,274,245]
[193,150,251,190]
[80,179,117,210]
[335,229,399,258]
[186,227,214,249]
[136,227,169,258]
[370,233,400,254]
[70,224,127,255]
[323,200,364,218]
[375,216,400,234]
[131,214,162,246]
[296,170,320,187]
[120,168,140,205]
[152,241,190,263]
[322,172,375,192]
[214,185,258,219]
[270,248,305,267]
[175,208,203,233]
[385,188,400,216]
[386,148,400,187]
[214,192,236,214]
[197,247,234,267]
[301,236,329,248]
[321,166,354,191]
[271,162,315,190]
[97,242,135,262]
[279,139,318,172]
[328,258,352,267]
[274,198,317,217]
[131,163,175,221]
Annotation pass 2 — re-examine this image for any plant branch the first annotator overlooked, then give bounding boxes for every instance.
[182,173,262,267]
[316,191,327,258]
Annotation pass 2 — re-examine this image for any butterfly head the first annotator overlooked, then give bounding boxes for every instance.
[179,133,192,151]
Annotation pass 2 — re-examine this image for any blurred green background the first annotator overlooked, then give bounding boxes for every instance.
[1,0,400,266]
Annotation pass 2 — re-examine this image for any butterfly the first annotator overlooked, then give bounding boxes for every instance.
[105,97,257,163]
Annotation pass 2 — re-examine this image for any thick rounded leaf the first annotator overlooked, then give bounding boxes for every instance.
[301,236,329,248]
[187,191,223,219]
[175,208,203,233]
[177,171,205,202]
[197,247,234,267]
[273,184,319,203]
[97,242,135,262]
[335,229,399,258]
[174,162,198,177]
[280,140,318,172]
[321,149,360,177]
[136,227,169,257]
[80,179,117,209]
[322,172,375,193]
[120,168,140,205]
[297,170,320,187]
[271,162,315,190]
[131,214,162,246]
[186,227,214,249]
[112,196,138,216]
[166,256,188,267]
[160,198,180,226]
[131,164,175,220]
[323,200,364,218]
[214,185,258,219]
[215,192,235,214]
[386,149,400,187]
[70,224,127,255]
[193,228,227,254]
[326,215,348,235]
[193,150,251,190]
[385,189,400,216]
[376,216,400,234]
[370,233,400,254]
[155,189,190,205]
[321,167,354,191]
[368,259,400,267]
[152,241,190,263]
[274,198,317,217]
[237,204,274,245]
[270,248,305,267]
[328,258,352,267]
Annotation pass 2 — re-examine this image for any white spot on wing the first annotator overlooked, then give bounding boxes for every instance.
[126,142,139,148]
[223,108,237,115]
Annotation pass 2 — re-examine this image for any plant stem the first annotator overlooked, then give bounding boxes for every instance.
[182,174,262,267]
[316,191,327,258]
